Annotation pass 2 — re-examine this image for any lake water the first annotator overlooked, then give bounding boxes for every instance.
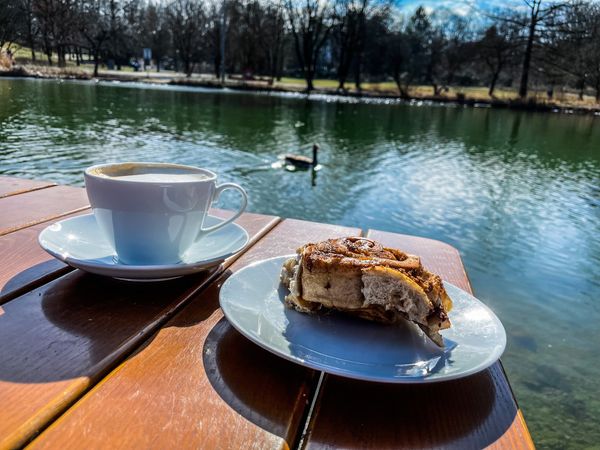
[1,78,599,449]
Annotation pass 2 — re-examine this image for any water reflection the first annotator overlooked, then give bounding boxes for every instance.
[1,78,599,448]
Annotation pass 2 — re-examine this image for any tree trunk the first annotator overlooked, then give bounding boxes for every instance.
[272,50,279,81]
[57,47,66,67]
[354,52,362,91]
[354,11,366,91]
[306,68,314,91]
[275,47,283,81]
[574,77,585,100]
[26,16,36,62]
[489,68,500,97]
[336,42,353,91]
[46,51,52,66]
[93,52,100,77]
[337,56,349,90]
[519,21,536,99]
[393,74,409,98]
[214,51,221,79]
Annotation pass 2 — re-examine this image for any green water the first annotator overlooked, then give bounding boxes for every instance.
[1,78,599,448]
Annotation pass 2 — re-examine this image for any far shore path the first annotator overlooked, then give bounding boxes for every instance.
[2,64,600,116]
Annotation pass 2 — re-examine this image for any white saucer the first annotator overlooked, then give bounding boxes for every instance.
[39,214,249,280]
[220,255,506,383]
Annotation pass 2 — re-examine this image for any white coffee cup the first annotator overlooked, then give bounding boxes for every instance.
[84,162,248,265]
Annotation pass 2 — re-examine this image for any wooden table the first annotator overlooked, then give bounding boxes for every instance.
[0,176,534,449]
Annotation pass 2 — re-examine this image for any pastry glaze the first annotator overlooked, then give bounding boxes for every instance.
[281,237,453,346]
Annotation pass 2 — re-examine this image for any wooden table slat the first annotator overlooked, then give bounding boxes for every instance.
[0,177,56,199]
[0,186,89,236]
[301,229,535,450]
[28,219,362,450]
[0,211,90,304]
[0,211,280,450]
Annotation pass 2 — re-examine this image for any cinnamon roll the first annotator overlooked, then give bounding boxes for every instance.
[280,237,452,347]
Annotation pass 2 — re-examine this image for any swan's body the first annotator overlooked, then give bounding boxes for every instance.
[284,144,319,169]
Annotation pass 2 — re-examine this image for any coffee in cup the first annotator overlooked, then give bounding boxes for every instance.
[84,162,248,265]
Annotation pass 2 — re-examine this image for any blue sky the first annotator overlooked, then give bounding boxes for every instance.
[397,0,525,17]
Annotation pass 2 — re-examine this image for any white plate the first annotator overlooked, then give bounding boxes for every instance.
[219,255,506,383]
[39,214,249,280]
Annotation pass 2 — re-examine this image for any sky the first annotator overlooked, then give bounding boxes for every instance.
[397,0,526,17]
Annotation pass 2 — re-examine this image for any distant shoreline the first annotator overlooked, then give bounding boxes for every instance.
[2,65,600,117]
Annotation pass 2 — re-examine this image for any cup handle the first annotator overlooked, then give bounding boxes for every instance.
[200,182,248,234]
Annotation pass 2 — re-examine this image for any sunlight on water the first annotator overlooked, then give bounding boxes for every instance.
[1,78,599,449]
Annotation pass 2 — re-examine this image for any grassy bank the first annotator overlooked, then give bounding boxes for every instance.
[2,62,600,116]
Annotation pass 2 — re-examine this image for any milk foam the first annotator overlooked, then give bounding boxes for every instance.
[112,172,210,182]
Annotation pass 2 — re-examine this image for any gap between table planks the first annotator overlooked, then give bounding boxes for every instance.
[0,177,56,199]
[0,210,280,449]
[27,219,362,450]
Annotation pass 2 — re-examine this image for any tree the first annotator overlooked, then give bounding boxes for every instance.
[105,0,129,69]
[167,0,208,76]
[584,5,600,101]
[228,0,274,76]
[496,0,569,98]
[361,7,392,84]
[477,22,520,97]
[549,1,600,101]
[0,0,19,50]
[386,7,432,97]
[140,3,171,72]
[332,0,390,90]
[78,0,111,77]
[34,0,78,66]
[387,24,411,97]
[440,15,472,88]
[207,1,222,79]
[285,0,334,91]
[17,0,39,61]
[404,6,445,95]
[332,0,364,90]
[263,1,286,80]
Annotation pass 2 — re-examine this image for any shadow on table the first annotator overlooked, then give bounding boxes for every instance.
[0,259,69,304]
[307,365,515,449]
[203,318,516,449]
[0,268,214,383]
[203,317,316,440]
